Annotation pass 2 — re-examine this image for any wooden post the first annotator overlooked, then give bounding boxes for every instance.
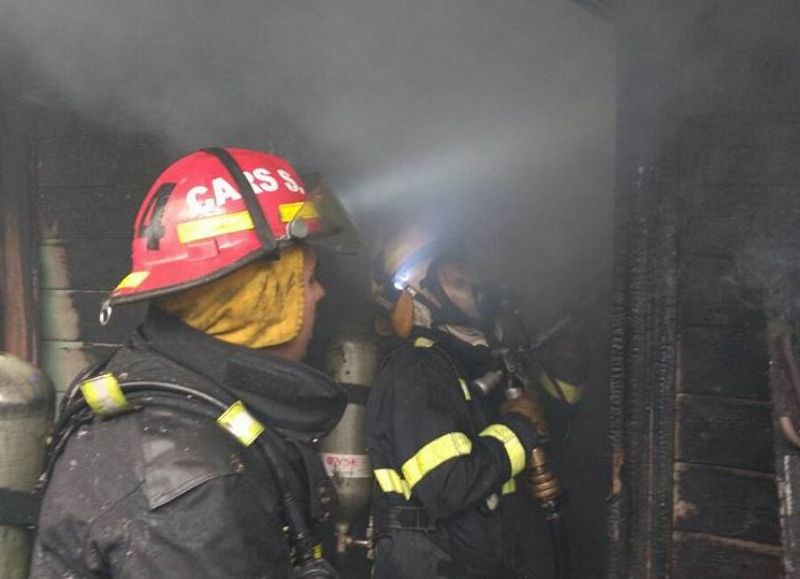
[0,96,39,363]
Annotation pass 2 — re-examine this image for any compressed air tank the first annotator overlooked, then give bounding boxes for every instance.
[0,353,55,578]
[320,328,377,537]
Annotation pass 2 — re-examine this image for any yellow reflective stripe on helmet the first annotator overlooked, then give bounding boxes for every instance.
[217,401,265,447]
[540,371,582,405]
[177,210,254,244]
[278,201,319,223]
[402,432,472,490]
[114,271,149,290]
[414,337,435,348]
[480,424,526,477]
[501,478,517,495]
[80,373,130,417]
[374,468,411,500]
[458,379,472,401]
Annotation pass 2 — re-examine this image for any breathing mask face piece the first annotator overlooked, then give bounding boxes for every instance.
[436,261,482,319]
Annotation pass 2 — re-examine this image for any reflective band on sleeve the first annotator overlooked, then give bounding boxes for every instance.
[312,543,323,560]
[80,373,130,417]
[480,424,527,476]
[217,401,265,447]
[278,201,319,223]
[402,432,472,490]
[413,337,435,348]
[374,468,411,500]
[114,271,150,290]
[501,478,517,495]
[458,379,472,401]
[177,210,254,244]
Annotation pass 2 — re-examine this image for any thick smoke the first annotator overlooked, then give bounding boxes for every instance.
[1,0,614,324]
[2,3,615,575]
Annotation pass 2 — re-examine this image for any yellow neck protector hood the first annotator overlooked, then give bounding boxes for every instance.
[156,246,305,349]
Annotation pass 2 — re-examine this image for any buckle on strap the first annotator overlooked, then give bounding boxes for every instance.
[387,505,436,531]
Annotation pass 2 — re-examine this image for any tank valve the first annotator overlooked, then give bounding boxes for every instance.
[335,521,373,555]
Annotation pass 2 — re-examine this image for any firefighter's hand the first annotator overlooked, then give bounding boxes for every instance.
[500,390,549,436]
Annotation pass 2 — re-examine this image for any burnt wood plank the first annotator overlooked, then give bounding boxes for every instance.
[38,186,141,239]
[36,137,166,187]
[684,184,800,220]
[679,255,764,328]
[679,327,769,400]
[673,532,782,579]
[676,393,774,472]
[766,318,800,576]
[41,340,119,393]
[40,290,145,343]
[686,119,800,187]
[0,99,38,361]
[682,213,800,258]
[674,462,780,544]
[681,183,800,258]
[39,239,131,290]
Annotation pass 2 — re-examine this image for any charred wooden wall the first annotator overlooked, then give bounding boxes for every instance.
[31,106,168,397]
[610,2,800,577]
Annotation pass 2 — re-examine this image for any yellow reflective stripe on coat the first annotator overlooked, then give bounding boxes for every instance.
[80,373,130,417]
[217,401,265,446]
[414,337,435,348]
[374,468,411,500]
[402,432,472,490]
[480,424,526,476]
[458,379,472,401]
[501,478,517,495]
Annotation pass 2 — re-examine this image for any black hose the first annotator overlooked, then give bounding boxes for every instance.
[545,509,570,579]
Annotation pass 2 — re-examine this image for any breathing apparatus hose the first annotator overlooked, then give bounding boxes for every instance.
[43,380,338,578]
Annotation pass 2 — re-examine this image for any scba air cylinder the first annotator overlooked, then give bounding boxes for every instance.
[320,328,377,546]
[0,353,54,579]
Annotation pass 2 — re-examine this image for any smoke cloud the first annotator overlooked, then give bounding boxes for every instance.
[1,0,615,324]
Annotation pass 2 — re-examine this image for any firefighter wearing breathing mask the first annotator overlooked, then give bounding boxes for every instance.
[367,230,549,579]
[30,148,358,578]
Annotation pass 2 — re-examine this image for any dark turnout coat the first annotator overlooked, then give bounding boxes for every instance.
[30,308,346,578]
[366,331,545,579]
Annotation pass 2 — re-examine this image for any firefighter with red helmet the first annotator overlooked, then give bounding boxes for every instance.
[30,147,358,578]
[367,229,553,579]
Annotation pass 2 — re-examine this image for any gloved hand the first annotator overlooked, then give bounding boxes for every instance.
[500,390,549,437]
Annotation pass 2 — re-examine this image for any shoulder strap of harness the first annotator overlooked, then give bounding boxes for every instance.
[38,372,329,571]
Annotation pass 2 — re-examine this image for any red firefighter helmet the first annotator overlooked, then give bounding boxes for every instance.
[106,147,357,311]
